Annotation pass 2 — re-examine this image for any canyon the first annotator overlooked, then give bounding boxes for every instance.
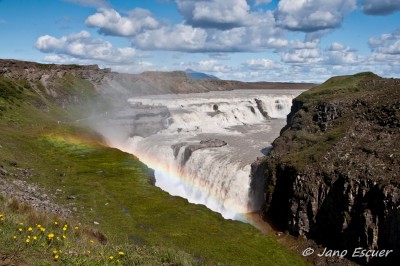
[1,59,399,265]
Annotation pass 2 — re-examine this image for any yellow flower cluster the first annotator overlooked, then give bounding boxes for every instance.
[53,249,62,261]
[109,250,125,263]
[1,214,129,264]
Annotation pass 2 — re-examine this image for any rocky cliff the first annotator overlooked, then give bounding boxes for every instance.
[256,72,399,264]
[0,59,314,100]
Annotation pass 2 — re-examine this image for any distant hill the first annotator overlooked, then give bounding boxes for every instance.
[185,69,220,79]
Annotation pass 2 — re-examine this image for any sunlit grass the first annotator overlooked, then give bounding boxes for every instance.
[0,197,199,265]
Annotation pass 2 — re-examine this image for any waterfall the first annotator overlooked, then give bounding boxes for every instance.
[98,89,303,220]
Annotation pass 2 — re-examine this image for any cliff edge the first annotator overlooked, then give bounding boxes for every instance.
[257,72,399,264]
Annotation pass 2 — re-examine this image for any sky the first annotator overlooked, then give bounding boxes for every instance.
[0,0,400,82]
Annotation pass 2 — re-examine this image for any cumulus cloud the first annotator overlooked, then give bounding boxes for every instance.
[282,48,321,63]
[278,39,322,64]
[83,4,281,53]
[131,10,279,52]
[243,58,281,69]
[275,0,356,33]
[362,0,400,15]
[86,8,160,36]
[175,0,251,29]
[133,24,208,52]
[35,31,136,64]
[324,42,363,65]
[369,29,400,54]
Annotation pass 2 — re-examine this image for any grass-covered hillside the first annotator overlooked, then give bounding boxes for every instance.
[0,61,307,265]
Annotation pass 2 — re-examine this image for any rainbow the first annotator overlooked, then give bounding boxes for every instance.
[115,140,249,222]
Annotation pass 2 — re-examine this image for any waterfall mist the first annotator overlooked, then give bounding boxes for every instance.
[89,89,304,220]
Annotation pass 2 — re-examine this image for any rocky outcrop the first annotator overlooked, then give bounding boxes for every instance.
[255,98,271,119]
[0,59,316,101]
[256,73,400,264]
[172,139,227,164]
[0,163,71,217]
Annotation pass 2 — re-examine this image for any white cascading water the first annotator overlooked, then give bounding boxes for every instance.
[100,89,303,220]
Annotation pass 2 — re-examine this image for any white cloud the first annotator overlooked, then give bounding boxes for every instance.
[85,8,160,36]
[83,4,281,53]
[369,29,400,54]
[196,60,231,72]
[362,0,400,15]
[175,0,250,29]
[131,10,279,53]
[323,42,363,65]
[35,31,136,64]
[178,59,231,78]
[275,0,356,33]
[133,24,208,52]
[243,58,281,69]
[328,42,348,51]
[282,48,321,63]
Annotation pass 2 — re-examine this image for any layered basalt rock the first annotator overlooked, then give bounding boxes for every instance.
[253,73,400,264]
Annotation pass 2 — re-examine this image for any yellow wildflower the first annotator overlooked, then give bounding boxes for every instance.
[26,239,30,244]
[33,236,37,240]
[36,224,41,228]
[62,235,66,239]
[62,227,67,231]
[74,226,79,230]
[19,222,23,226]
[18,228,22,232]
[13,236,17,240]
[118,251,125,256]
[54,254,59,260]
[53,250,58,255]
[109,256,114,260]
[54,221,58,225]
[28,227,33,232]
[40,227,45,232]
[90,240,94,244]
[48,233,55,239]
[87,250,91,254]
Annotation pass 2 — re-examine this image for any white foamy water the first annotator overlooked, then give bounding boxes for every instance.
[99,89,303,220]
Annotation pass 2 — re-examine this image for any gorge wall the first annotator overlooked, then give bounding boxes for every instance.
[0,59,314,101]
[255,72,400,264]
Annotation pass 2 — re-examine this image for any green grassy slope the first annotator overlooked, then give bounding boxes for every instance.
[0,72,307,265]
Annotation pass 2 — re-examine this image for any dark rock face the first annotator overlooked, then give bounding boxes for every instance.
[313,103,342,131]
[255,98,271,119]
[257,74,400,264]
